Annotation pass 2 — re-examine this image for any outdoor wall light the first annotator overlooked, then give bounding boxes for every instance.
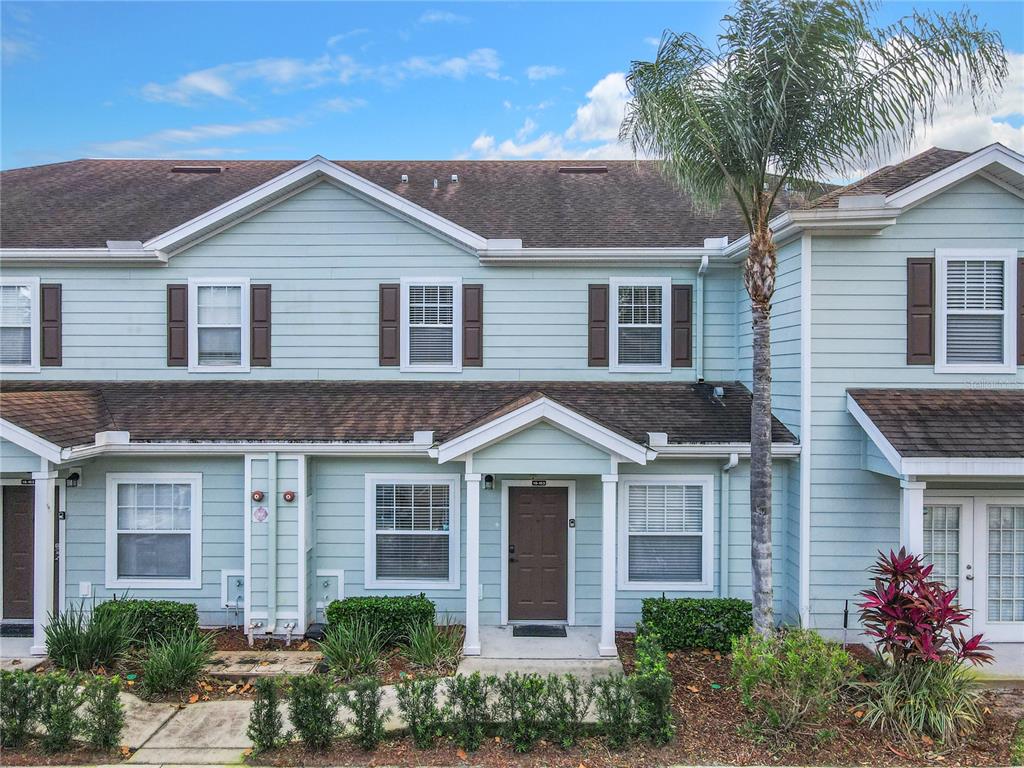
[251,490,265,502]
[283,490,297,503]
[483,474,494,490]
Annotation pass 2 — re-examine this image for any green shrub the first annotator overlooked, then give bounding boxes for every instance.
[318,619,384,681]
[94,597,199,644]
[325,594,435,646]
[141,629,214,697]
[395,675,444,749]
[399,618,462,674]
[631,631,675,745]
[37,672,83,753]
[1,669,37,748]
[493,672,547,753]
[732,628,858,740]
[346,676,389,751]
[853,659,985,748]
[1011,718,1024,766]
[289,674,342,751]
[544,674,592,749]
[81,674,125,751]
[444,672,492,752]
[593,674,635,750]
[45,601,136,671]
[641,597,752,652]
[247,678,285,753]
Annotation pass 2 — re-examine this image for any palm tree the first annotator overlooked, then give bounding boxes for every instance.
[622,0,1006,635]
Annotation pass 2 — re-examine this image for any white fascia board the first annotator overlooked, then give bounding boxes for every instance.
[435,397,649,465]
[902,457,1024,476]
[61,440,430,461]
[477,247,723,265]
[144,155,490,254]
[0,419,63,464]
[885,144,1024,209]
[846,393,903,474]
[652,442,802,458]
[0,248,167,265]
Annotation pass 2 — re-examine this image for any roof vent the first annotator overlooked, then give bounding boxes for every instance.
[450,174,459,184]
[171,165,224,174]
[432,178,439,189]
[558,166,607,174]
[400,174,409,183]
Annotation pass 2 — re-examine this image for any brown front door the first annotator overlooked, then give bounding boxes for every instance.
[508,486,568,621]
[3,486,34,620]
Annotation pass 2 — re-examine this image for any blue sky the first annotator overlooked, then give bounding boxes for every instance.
[2,1,1022,170]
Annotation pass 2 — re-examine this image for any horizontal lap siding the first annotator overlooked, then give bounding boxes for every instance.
[473,423,611,475]
[1,181,722,382]
[808,177,1024,636]
[1,438,42,473]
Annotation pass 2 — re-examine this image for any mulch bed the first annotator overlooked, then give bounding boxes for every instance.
[209,628,320,652]
[248,632,1021,768]
[0,742,128,765]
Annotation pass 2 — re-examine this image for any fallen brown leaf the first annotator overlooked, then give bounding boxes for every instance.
[686,685,699,693]
[226,684,237,694]
[188,693,199,704]
[456,747,468,760]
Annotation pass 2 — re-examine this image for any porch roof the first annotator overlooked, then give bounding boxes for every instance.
[0,380,796,450]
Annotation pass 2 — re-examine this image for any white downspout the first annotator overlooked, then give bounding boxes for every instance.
[799,233,813,627]
[696,254,709,379]
[719,452,739,597]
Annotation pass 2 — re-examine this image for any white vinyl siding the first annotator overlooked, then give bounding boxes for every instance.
[105,473,202,589]
[609,277,670,372]
[400,278,462,372]
[935,249,1017,373]
[188,278,250,372]
[364,474,460,589]
[618,475,713,590]
[0,277,39,372]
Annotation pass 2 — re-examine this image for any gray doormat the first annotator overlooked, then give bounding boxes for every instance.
[512,625,567,638]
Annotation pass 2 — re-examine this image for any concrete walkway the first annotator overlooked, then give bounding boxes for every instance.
[204,650,321,681]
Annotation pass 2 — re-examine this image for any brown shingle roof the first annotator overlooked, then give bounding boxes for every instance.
[0,380,796,449]
[0,158,815,249]
[848,388,1024,458]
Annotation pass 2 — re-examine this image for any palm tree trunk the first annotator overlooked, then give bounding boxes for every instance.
[745,221,776,636]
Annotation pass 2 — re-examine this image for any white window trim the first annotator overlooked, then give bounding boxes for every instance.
[363,473,461,590]
[617,474,714,591]
[609,277,672,373]
[187,277,250,373]
[105,472,203,590]
[0,276,40,373]
[934,249,1017,374]
[399,277,463,372]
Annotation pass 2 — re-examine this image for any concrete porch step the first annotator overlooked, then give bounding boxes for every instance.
[457,656,624,680]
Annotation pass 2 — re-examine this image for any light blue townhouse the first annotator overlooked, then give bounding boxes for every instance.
[0,147,1020,665]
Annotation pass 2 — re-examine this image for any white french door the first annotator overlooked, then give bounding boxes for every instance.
[923,494,1024,643]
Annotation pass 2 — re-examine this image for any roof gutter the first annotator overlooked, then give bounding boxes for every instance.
[0,247,167,264]
[477,246,725,265]
[652,442,801,458]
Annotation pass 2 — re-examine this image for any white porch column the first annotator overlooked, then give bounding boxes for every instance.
[464,473,481,656]
[900,479,926,554]
[31,463,58,656]
[599,473,618,657]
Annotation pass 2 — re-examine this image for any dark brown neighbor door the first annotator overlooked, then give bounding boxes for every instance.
[508,486,568,621]
[3,486,34,620]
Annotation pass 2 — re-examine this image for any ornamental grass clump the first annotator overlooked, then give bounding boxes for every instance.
[44,600,136,672]
[399,618,462,674]
[854,548,993,749]
[141,628,215,697]
[318,619,384,681]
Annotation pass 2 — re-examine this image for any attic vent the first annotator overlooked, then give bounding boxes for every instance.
[171,166,224,174]
[558,166,607,174]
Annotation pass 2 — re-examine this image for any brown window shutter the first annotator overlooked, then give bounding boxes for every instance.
[251,284,272,367]
[906,258,935,365]
[671,284,693,367]
[39,283,62,366]
[379,283,400,366]
[1017,258,1023,366]
[166,284,188,366]
[462,284,483,366]
[588,284,609,366]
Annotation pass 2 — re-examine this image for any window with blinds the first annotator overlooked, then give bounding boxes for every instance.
[374,482,452,582]
[939,254,1013,368]
[196,285,243,366]
[407,284,455,365]
[617,285,664,365]
[0,281,35,368]
[624,482,707,585]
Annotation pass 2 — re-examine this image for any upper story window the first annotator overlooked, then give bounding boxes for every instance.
[0,277,39,372]
[936,249,1017,373]
[188,278,250,372]
[610,277,671,372]
[401,278,462,372]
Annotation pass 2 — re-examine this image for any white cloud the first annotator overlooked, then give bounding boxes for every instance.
[1,36,34,62]
[326,29,369,47]
[91,116,304,156]
[644,36,661,47]
[395,48,502,80]
[526,65,564,81]
[565,72,629,142]
[320,96,367,112]
[516,118,537,141]
[419,10,469,24]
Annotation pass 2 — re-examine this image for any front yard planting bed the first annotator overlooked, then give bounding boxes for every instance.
[0,743,130,766]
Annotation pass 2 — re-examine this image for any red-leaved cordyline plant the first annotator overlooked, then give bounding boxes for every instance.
[859,548,993,667]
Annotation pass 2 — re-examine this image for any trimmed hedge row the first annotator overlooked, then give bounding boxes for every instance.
[641,597,752,652]
[93,598,199,643]
[325,594,435,645]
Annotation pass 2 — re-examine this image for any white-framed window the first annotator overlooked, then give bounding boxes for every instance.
[400,277,462,372]
[105,473,202,589]
[0,277,39,372]
[617,475,713,591]
[609,277,671,372]
[188,278,250,372]
[364,474,461,590]
[935,249,1017,373]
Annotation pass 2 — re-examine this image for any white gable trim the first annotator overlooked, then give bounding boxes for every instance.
[0,419,63,464]
[846,394,902,473]
[434,396,649,465]
[885,144,1024,209]
[143,155,491,254]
